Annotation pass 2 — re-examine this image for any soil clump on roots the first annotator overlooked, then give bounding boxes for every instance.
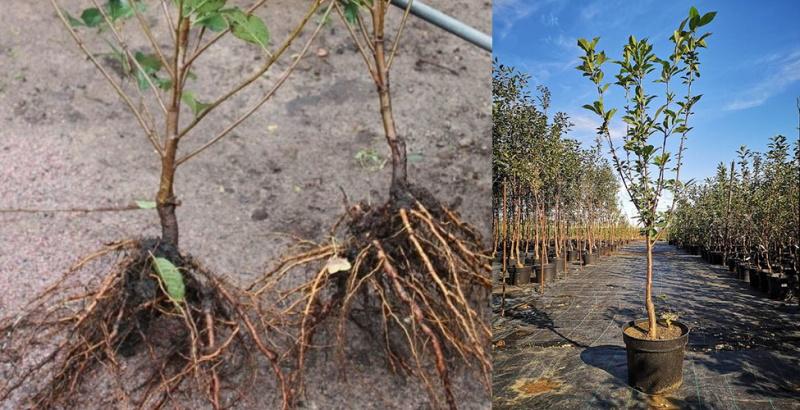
[1,238,289,409]
[253,185,492,410]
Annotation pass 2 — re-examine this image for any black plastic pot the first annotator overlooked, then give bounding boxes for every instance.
[536,263,557,283]
[554,258,566,275]
[622,320,689,394]
[737,263,750,282]
[525,256,541,266]
[748,267,760,289]
[567,250,579,262]
[758,270,769,293]
[583,253,597,266]
[511,265,532,285]
[767,274,789,300]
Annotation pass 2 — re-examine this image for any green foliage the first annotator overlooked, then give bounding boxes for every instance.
[493,59,632,256]
[67,0,273,98]
[355,147,385,171]
[181,91,211,116]
[339,0,373,25]
[151,256,186,303]
[134,52,169,91]
[671,134,800,271]
[135,200,156,209]
[576,7,716,241]
[225,9,270,50]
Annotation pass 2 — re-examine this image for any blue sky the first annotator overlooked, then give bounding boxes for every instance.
[494,0,800,220]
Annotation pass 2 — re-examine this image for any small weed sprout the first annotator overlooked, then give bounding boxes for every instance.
[355,147,386,170]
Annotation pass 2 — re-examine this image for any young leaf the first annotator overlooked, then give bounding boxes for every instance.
[197,12,228,31]
[182,91,211,116]
[698,11,716,27]
[81,8,103,27]
[151,256,185,303]
[66,12,85,27]
[135,200,156,209]
[184,0,226,16]
[225,9,270,50]
[107,0,136,21]
[342,1,362,25]
[134,52,162,90]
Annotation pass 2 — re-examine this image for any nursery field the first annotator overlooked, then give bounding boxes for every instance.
[0,0,491,408]
[492,242,800,409]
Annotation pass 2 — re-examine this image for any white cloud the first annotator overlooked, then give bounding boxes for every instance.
[494,0,562,39]
[540,12,559,27]
[724,49,800,110]
[544,34,575,51]
[579,1,601,21]
[567,112,627,141]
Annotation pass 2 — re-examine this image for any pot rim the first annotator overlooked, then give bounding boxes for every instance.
[622,319,690,344]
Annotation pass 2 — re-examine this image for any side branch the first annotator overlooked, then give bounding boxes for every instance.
[175,1,334,166]
[178,0,323,139]
[50,0,163,156]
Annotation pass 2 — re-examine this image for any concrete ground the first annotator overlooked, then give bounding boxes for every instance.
[492,242,800,409]
[0,0,491,408]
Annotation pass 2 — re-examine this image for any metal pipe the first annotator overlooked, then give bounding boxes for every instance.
[389,0,492,52]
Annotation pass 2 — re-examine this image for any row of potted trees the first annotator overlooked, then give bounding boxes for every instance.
[492,63,638,292]
[670,133,800,302]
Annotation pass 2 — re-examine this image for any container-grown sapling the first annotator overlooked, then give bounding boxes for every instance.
[0,1,333,408]
[251,1,492,408]
[577,6,715,394]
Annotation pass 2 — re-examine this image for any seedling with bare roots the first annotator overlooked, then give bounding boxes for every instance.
[250,1,492,408]
[0,1,334,408]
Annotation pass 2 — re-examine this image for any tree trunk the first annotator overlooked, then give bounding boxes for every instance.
[645,239,657,338]
[157,17,190,250]
[501,181,508,317]
[370,4,407,200]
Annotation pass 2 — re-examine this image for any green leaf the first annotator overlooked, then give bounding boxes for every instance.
[135,52,162,73]
[154,77,173,90]
[343,1,361,25]
[698,11,716,27]
[81,8,103,27]
[135,200,156,209]
[184,0,226,15]
[225,9,270,50]
[197,12,228,31]
[689,6,699,20]
[151,256,185,303]
[134,52,162,90]
[182,91,211,116]
[108,0,136,21]
[66,12,85,27]
[577,38,591,52]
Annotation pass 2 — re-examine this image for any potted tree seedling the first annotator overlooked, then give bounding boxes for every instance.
[251,1,491,408]
[0,1,333,408]
[577,6,715,393]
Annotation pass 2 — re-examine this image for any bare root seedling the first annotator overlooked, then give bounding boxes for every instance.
[251,2,492,408]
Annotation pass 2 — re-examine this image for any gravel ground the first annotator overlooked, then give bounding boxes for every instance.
[492,242,800,409]
[0,0,492,408]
